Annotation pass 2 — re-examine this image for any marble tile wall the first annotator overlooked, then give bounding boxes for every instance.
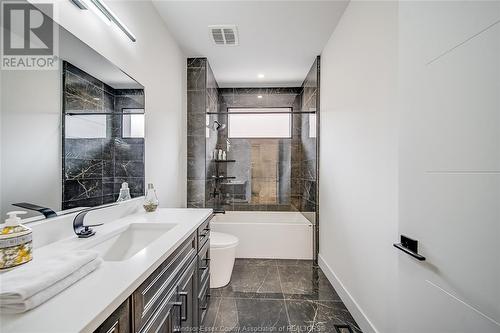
[62,62,144,210]
[205,61,221,209]
[187,58,208,208]
[292,57,320,220]
[217,88,301,212]
[186,59,319,214]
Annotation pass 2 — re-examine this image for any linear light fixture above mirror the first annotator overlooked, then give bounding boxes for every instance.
[70,0,136,42]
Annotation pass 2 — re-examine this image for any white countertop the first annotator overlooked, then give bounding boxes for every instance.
[0,207,213,333]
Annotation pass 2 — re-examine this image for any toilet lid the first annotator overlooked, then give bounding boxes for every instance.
[211,231,239,249]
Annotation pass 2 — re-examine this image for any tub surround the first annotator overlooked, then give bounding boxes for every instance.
[218,87,302,212]
[0,200,212,333]
[293,57,319,216]
[187,58,222,209]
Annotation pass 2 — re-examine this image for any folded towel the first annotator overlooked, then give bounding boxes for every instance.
[0,258,102,313]
[0,251,102,313]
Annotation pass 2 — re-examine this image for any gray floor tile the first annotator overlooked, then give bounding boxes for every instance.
[276,259,314,268]
[278,265,342,301]
[217,264,283,299]
[286,300,362,333]
[235,258,277,266]
[213,297,240,332]
[204,259,361,333]
[201,296,221,332]
[212,298,288,332]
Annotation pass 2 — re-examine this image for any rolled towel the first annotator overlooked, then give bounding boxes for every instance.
[0,251,102,313]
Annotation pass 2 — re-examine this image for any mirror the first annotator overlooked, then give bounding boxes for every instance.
[1,17,145,220]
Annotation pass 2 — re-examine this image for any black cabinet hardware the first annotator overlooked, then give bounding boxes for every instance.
[393,235,426,261]
[179,292,188,321]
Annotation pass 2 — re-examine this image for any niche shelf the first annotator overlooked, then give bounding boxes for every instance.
[214,160,236,163]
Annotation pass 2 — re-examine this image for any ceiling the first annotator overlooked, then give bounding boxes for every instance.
[153,1,348,87]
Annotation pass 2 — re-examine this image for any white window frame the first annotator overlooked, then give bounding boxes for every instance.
[227,107,292,139]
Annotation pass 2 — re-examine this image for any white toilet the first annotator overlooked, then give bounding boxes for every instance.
[210,231,239,288]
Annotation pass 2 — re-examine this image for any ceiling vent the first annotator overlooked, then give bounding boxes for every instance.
[209,25,239,46]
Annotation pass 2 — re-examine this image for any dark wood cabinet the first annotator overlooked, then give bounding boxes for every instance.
[176,258,198,331]
[94,215,212,333]
[139,287,180,333]
[132,234,197,333]
[197,239,210,325]
[94,299,131,333]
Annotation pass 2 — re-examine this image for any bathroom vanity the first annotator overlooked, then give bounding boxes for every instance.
[96,217,211,333]
[0,202,213,333]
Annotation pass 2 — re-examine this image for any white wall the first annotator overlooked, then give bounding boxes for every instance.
[318,2,398,332]
[1,69,61,219]
[319,1,500,332]
[33,0,187,208]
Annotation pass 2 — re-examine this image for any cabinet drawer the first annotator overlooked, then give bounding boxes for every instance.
[198,273,210,325]
[94,299,131,333]
[139,286,180,333]
[133,232,197,332]
[197,216,212,250]
[198,238,210,284]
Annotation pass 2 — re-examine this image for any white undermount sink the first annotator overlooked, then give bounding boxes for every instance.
[86,223,177,261]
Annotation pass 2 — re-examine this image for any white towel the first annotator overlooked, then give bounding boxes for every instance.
[0,251,102,313]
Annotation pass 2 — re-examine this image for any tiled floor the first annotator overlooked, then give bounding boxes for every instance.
[202,259,362,333]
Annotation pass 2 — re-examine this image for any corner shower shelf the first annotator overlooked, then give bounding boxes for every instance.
[211,176,236,180]
[214,160,236,163]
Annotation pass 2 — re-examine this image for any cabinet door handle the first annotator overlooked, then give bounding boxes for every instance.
[200,227,210,238]
[173,301,183,328]
[179,291,188,322]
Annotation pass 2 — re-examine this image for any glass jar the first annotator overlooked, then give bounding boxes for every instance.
[143,183,159,212]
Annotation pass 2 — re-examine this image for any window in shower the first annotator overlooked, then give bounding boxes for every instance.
[122,108,145,138]
[228,108,291,138]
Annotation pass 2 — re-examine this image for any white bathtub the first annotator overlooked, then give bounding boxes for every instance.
[211,211,313,259]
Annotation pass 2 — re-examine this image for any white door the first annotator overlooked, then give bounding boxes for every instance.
[397,2,500,332]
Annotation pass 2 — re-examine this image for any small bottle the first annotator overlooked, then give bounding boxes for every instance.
[218,149,223,160]
[143,183,159,212]
[0,211,33,270]
[222,151,227,160]
[116,182,131,202]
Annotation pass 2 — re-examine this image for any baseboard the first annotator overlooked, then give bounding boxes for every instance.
[318,254,379,333]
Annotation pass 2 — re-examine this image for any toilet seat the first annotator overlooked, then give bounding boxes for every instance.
[211,231,239,249]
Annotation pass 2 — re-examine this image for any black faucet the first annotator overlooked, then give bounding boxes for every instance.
[73,204,116,238]
[12,202,57,218]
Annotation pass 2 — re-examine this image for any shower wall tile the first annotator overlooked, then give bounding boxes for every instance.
[188,112,207,136]
[218,88,301,211]
[186,58,319,213]
[291,56,319,214]
[187,157,206,180]
[187,58,209,208]
[188,91,206,114]
[188,135,205,159]
[219,88,301,110]
[187,180,205,204]
[187,58,207,91]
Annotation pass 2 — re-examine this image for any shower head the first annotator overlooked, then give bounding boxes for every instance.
[207,120,226,131]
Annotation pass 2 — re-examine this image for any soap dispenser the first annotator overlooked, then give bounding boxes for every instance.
[116,182,131,202]
[0,211,33,270]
